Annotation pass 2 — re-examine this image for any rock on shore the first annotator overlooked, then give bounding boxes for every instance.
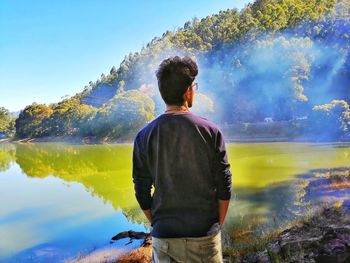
[241,205,350,263]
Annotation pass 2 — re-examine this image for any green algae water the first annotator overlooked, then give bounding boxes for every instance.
[0,142,349,262]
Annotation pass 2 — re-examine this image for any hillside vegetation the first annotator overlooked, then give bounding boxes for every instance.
[4,0,349,142]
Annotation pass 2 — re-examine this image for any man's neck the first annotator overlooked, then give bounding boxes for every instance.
[165,104,189,113]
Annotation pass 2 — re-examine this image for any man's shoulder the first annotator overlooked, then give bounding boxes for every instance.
[187,113,221,133]
[134,115,162,142]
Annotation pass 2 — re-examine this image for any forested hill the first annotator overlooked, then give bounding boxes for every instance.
[78,0,341,107]
[10,0,350,142]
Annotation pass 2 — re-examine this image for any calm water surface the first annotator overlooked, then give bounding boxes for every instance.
[0,142,349,262]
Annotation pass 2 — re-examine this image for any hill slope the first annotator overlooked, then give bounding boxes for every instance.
[13,0,350,141]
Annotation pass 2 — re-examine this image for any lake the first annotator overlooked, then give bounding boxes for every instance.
[0,142,349,262]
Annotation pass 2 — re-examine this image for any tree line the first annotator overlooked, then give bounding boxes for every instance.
[3,0,349,141]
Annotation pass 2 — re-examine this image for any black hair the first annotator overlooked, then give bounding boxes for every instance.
[156,56,198,106]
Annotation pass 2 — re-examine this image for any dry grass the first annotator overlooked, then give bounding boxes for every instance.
[116,246,152,263]
[223,201,348,262]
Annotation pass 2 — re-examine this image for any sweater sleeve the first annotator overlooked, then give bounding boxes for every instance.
[132,133,153,210]
[214,129,232,200]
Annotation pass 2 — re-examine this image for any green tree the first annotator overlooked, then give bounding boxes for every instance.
[110,66,118,76]
[191,93,215,118]
[15,103,53,138]
[311,100,350,139]
[0,107,11,135]
[45,98,98,136]
[98,90,155,139]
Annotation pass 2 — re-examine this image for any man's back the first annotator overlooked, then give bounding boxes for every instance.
[133,111,232,238]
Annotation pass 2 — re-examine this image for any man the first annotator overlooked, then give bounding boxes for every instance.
[132,56,232,263]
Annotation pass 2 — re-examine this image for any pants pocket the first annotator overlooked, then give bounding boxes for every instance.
[152,240,171,263]
[199,242,222,263]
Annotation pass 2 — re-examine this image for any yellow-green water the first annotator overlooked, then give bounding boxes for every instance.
[0,142,349,262]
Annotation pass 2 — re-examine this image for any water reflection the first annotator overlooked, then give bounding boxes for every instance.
[0,142,349,261]
[229,143,350,188]
[0,143,148,262]
[0,143,15,172]
[14,143,146,225]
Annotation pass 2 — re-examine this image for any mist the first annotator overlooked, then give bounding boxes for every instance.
[112,4,349,141]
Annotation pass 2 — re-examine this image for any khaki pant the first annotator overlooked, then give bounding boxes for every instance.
[152,230,223,263]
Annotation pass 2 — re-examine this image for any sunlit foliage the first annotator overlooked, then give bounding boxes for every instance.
[14,0,350,140]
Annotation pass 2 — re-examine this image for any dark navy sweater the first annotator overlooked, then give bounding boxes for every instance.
[132,111,232,238]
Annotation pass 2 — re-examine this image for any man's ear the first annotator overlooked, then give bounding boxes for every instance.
[183,88,190,101]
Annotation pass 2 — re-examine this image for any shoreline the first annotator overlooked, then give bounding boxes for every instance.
[6,136,350,145]
[237,203,350,263]
[0,138,11,143]
[68,204,350,263]
[75,167,350,262]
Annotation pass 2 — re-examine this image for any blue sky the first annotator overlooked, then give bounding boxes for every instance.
[0,0,251,112]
